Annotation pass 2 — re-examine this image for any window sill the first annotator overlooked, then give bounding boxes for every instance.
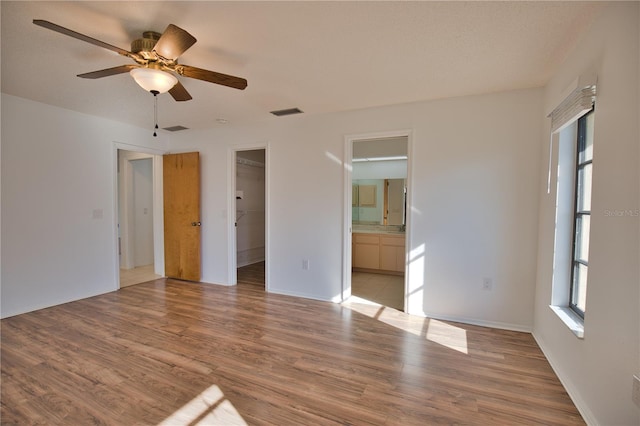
[549,305,584,339]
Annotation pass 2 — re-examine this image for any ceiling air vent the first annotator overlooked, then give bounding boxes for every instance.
[162,125,189,132]
[270,107,304,117]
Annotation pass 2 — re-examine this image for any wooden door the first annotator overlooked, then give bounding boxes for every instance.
[163,152,201,281]
[387,179,405,226]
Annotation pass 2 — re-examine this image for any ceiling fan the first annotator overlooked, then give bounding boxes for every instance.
[33,19,247,101]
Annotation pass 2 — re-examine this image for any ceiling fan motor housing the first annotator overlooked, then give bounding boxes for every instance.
[131,31,162,60]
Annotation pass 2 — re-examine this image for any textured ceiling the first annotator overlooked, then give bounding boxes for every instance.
[1,1,602,132]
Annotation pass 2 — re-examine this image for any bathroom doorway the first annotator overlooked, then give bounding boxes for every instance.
[345,133,410,311]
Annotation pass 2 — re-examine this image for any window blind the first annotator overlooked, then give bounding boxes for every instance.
[547,84,596,193]
[548,85,596,133]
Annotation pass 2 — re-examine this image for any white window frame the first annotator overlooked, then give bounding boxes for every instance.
[547,84,596,338]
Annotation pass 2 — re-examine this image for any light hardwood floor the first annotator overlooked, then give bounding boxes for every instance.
[1,278,584,425]
[237,261,265,288]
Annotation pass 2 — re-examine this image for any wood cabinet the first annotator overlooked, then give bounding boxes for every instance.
[353,233,405,275]
[380,235,405,272]
[353,234,380,269]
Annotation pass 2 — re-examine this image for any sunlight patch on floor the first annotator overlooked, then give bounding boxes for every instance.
[345,295,382,306]
[343,295,424,336]
[425,319,468,354]
[343,296,468,354]
[158,384,246,426]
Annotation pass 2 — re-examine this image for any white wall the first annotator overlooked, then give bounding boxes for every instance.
[1,94,168,318]
[533,3,639,425]
[169,87,542,330]
[132,158,154,267]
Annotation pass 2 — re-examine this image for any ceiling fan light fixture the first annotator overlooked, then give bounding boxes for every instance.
[130,68,177,94]
[33,20,247,103]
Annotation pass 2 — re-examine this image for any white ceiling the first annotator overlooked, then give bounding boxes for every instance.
[1,1,602,132]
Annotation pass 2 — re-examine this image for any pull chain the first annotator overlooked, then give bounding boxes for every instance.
[151,90,159,137]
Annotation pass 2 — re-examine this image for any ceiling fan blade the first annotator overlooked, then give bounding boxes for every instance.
[77,65,138,79]
[178,65,247,90]
[153,24,197,60]
[169,81,193,102]
[33,20,134,58]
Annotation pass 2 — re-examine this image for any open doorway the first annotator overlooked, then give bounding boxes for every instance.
[234,149,266,289]
[346,134,409,311]
[117,149,162,287]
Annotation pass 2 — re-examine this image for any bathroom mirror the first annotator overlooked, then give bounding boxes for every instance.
[352,136,408,227]
[352,178,405,225]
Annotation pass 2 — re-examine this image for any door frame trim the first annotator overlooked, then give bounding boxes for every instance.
[227,144,270,290]
[343,130,413,310]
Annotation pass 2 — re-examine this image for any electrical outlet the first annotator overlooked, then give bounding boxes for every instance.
[302,259,310,270]
[482,277,493,291]
[633,375,640,407]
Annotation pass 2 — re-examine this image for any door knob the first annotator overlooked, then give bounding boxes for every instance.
[191,221,201,227]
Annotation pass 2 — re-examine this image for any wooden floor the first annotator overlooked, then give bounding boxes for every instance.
[237,261,265,288]
[1,278,584,425]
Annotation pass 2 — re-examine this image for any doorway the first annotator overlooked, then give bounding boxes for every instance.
[117,149,163,287]
[345,133,410,311]
[233,148,267,289]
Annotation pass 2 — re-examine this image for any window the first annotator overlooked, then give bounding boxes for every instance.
[569,110,594,318]
[548,84,596,337]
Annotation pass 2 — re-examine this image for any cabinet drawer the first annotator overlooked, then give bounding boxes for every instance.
[380,236,405,247]
[353,234,379,245]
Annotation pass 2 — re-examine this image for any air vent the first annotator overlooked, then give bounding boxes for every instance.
[162,125,189,132]
[270,107,304,117]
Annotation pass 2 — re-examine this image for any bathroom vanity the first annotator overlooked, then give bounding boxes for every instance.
[352,229,405,275]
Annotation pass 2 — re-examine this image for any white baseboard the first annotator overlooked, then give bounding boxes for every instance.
[420,311,533,333]
[237,258,265,268]
[268,287,333,303]
[237,247,265,268]
[532,332,598,426]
